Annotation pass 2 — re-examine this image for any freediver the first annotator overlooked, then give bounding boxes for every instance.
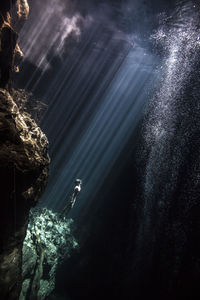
[62,179,82,216]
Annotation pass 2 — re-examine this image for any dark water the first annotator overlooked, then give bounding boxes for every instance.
[16,0,200,299]
[128,1,200,298]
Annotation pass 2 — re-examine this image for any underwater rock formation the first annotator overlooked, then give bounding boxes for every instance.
[12,89,48,124]
[0,0,27,90]
[0,17,18,89]
[0,88,50,299]
[16,0,29,20]
[20,208,78,300]
[0,1,50,299]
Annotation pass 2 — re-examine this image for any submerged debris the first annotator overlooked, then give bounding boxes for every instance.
[20,207,78,300]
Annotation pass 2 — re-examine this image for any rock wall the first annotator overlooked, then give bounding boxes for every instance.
[20,208,78,300]
[0,1,50,299]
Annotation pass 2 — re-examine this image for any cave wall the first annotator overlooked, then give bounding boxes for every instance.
[0,1,50,299]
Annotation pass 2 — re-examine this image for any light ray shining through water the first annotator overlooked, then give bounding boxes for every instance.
[39,48,159,216]
[17,0,160,217]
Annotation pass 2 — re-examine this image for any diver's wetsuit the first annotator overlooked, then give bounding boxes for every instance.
[71,184,81,207]
[62,180,82,216]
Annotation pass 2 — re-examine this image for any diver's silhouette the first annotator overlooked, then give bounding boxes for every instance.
[62,179,82,216]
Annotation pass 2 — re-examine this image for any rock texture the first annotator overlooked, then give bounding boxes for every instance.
[0,1,50,299]
[12,89,48,125]
[0,0,28,90]
[0,88,50,299]
[19,208,78,300]
[0,19,18,89]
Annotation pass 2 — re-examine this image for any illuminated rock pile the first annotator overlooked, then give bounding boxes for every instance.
[20,208,78,300]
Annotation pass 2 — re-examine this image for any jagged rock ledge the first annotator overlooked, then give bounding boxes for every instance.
[0,89,50,299]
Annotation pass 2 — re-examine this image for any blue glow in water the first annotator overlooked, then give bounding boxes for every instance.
[18,0,160,216]
[40,45,159,214]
